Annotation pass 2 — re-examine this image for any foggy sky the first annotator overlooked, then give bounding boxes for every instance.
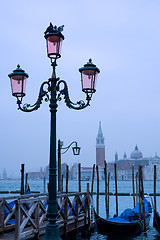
[1,0,160,178]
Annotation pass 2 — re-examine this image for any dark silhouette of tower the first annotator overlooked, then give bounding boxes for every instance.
[96,122,105,167]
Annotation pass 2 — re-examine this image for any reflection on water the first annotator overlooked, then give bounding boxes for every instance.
[75,229,160,240]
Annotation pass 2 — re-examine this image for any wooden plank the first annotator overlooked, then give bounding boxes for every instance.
[1,191,92,240]
[0,200,4,233]
[0,193,48,201]
[4,205,16,226]
[15,200,20,240]
[20,203,37,231]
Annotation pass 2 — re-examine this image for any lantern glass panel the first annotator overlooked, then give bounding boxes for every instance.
[72,147,81,155]
[81,69,98,93]
[11,75,27,97]
[47,36,63,58]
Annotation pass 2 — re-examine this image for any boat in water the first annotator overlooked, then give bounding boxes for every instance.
[94,198,152,237]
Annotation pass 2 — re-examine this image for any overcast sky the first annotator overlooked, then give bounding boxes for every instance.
[1,0,160,178]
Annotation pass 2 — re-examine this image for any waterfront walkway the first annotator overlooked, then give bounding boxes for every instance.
[0,187,91,240]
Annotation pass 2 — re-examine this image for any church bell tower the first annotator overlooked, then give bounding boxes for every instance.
[96,122,105,167]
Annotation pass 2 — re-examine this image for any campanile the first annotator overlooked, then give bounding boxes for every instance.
[96,122,105,167]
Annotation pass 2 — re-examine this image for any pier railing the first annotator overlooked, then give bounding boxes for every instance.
[0,190,91,240]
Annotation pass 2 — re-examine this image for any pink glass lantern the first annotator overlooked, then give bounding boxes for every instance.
[79,59,100,94]
[8,65,29,97]
[44,23,64,59]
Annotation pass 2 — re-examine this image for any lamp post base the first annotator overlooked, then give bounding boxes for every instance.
[43,223,62,240]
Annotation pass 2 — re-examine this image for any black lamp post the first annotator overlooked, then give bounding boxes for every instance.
[8,23,100,240]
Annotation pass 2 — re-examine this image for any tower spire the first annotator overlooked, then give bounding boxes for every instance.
[98,121,103,136]
[96,121,105,167]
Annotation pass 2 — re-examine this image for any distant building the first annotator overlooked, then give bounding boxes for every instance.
[108,145,160,181]
[96,122,105,167]
[2,169,7,179]
[28,171,48,180]
[70,163,78,180]
[61,163,67,178]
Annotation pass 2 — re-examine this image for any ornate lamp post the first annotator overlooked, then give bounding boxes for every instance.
[8,23,100,240]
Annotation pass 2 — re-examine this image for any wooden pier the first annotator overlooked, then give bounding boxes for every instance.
[0,188,92,240]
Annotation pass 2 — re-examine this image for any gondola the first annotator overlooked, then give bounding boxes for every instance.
[153,210,160,234]
[94,198,151,237]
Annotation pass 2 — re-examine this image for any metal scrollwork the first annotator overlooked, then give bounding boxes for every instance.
[17,81,50,112]
[56,80,91,110]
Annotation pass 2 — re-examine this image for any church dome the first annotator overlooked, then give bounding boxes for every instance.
[130,145,143,159]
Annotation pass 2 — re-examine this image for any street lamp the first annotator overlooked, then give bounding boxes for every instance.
[8,23,100,240]
[61,141,81,155]
[58,140,81,193]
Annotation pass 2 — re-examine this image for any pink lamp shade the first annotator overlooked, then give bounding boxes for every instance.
[81,70,98,93]
[8,65,29,97]
[10,75,27,97]
[44,23,64,59]
[46,35,63,59]
[79,59,100,94]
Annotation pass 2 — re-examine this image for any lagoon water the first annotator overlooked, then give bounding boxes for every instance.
[1,179,160,239]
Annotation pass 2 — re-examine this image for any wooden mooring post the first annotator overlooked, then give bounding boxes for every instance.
[61,174,63,193]
[91,164,95,222]
[107,172,110,217]
[114,163,118,216]
[140,166,147,235]
[25,172,28,194]
[43,177,46,193]
[104,161,108,218]
[136,172,138,205]
[78,163,81,192]
[138,166,141,222]
[87,183,90,231]
[154,165,157,212]
[91,164,95,196]
[132,165,135,207]
[66,165,69,194]
[96,165,99,215]
[20,164,25,195]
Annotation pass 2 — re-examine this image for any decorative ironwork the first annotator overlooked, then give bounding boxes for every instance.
[16,67,92,112]
[16,81,50,112]
[57,80,92,110]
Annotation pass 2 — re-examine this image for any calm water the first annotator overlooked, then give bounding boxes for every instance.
[1,179,160,239]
